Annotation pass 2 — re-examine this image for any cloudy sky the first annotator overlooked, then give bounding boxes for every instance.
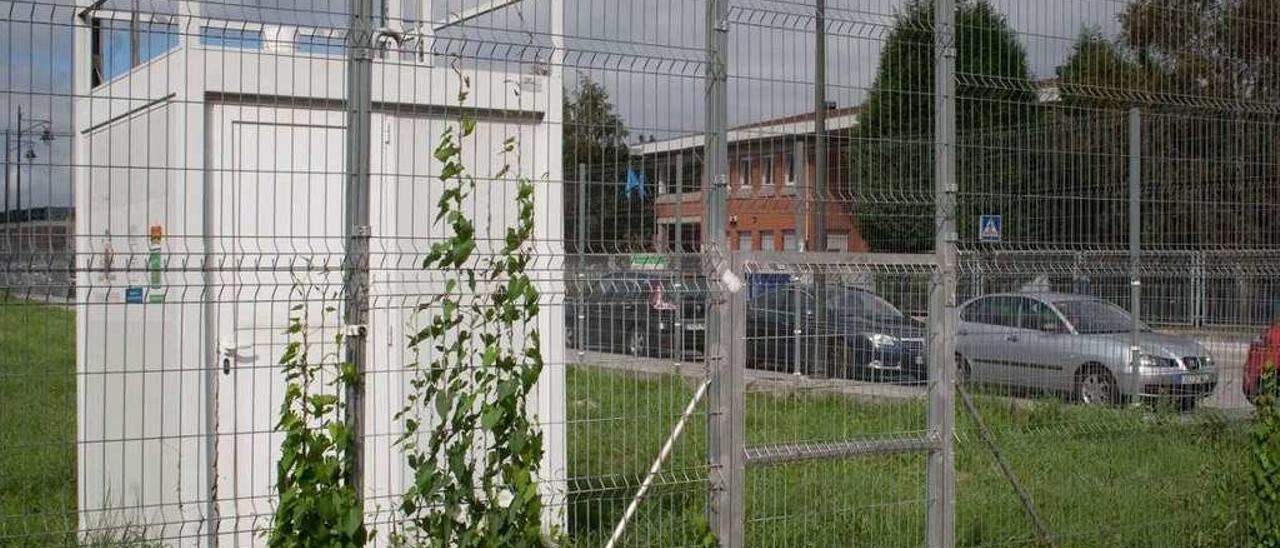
[1,0,1126,207]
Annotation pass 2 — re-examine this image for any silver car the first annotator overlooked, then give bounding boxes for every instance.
[956,292,1218,407]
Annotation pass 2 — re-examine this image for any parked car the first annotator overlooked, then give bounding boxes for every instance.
[565,270,707,358]
[956,292,1218,408]
[1243,323,1280,403]
[746,284,926,381]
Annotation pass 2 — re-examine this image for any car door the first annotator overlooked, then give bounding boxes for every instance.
[1011,297,1075,390]
[958,296,1025,385]
[748,287,805,371]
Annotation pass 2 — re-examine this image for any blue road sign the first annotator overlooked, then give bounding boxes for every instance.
[979,214,1002,242]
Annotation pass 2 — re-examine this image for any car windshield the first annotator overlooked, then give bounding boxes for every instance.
[1054,299,1148,334]
[830,288,907,319]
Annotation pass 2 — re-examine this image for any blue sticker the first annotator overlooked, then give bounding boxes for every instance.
[125,286,145,304]
[979,214,1002,243]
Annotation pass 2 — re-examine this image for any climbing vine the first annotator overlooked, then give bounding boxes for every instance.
[269,296,368,547]
[395,67,547,546]
[1251,360,1280,547]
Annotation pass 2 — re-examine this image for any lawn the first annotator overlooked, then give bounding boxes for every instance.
[565,366,1251,547]
[0,300,77,545]
[0,300,1255,547]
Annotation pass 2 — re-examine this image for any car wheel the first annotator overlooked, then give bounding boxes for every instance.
[627,327,650,358]
[1075,366,1120,406]
[956,354,972,384]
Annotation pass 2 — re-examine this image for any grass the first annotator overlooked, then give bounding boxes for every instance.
[0,299,77,546]
[565,366,1251,547]
[0,299,1255,547]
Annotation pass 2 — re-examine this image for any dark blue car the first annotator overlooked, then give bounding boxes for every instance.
[747,284,926,381]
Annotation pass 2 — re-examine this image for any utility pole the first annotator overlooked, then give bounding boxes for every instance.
[3,130,9,219]
[15,107,22,218]
[344,0,375,502]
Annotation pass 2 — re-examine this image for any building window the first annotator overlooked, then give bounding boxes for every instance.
[760,231,775,251]
[656,159,675,195]
[826,231,849,252]
[200,26,265,50]
[762,156,775,186]
[91,18,179,86]
[298,32,347,56]
[785,149,798,186]
[738,158,751,189]
[737,231,752,251]
[782,230,798,251]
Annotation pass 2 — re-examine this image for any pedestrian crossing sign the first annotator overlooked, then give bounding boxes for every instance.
[979,214,1002,242]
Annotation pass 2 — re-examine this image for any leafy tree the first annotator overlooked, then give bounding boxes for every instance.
[1121,0,1280,101]
[852,0,1039,252]
[563,75,653,254]
[1054,2,1280,248]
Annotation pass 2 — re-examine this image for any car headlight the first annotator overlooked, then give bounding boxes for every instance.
[865,333,900,348]
[1138,354,1178,368]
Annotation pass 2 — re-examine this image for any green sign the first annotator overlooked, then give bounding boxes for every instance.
[630,255,667,269]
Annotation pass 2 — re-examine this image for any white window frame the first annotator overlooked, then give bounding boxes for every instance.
[762,156,775,186]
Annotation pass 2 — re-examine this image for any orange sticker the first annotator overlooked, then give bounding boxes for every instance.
[149,225,164,244]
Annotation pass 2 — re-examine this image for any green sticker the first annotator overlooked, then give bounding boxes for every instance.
[148,247,163,289]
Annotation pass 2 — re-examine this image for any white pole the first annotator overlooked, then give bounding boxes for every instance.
[605,379,711,548]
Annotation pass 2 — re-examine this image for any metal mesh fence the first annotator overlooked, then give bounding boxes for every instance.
[1,0,1277,546]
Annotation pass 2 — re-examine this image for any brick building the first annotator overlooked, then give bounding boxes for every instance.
[632,105,868,254]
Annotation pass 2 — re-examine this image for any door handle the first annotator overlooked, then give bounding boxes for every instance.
[222,356,232,375]
[1006,334,1019,342]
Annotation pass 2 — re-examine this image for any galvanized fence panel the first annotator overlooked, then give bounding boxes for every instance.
[2,0,1279,547]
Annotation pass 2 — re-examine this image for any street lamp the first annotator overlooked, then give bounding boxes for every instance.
[4,106,55,223]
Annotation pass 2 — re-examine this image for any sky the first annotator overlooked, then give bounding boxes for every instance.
[0,0,1126,208]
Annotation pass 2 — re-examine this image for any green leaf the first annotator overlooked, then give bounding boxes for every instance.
[480,405,503,431]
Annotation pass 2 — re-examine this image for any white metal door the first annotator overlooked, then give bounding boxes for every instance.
[209,105,346,546]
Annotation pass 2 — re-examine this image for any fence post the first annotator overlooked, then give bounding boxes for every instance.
[812,0,831,378]
[927,0,957,545]
[576,163,587,362]
[704,0,743,544]
[344,0,375,502]
[1129,108,1141,368]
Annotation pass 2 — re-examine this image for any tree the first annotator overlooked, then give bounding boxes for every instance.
[563,75,653,254]
[1120,0,1280,102]
[1053,1,1280,249]
[852,0,1039,252]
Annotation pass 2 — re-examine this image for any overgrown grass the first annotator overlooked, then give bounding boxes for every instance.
[566,366,1250,547]
[0,300,77,545]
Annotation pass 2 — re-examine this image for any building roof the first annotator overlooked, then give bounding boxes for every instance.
[631,106,862,156]
[634,78,1064,156]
